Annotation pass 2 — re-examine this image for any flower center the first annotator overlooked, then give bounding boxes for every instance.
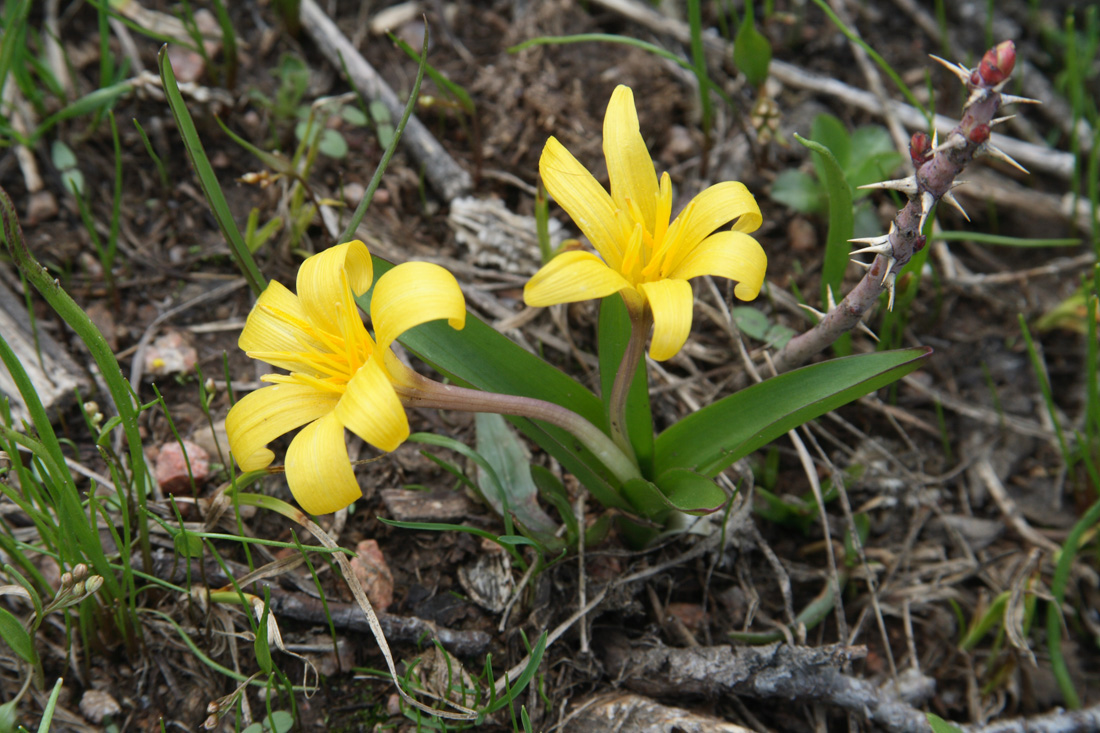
[254,298,376,395]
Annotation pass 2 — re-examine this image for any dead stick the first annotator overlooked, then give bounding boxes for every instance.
[299,0,472,203]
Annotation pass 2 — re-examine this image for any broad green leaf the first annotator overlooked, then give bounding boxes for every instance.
[655,347,931,477]
[655,468,730,514]
[731,306,771,340]
[810,114,851,172]
[733,10,772,88]
[50,140,78,170]
[598,296,654,477]
[847,126,902,191]
[475,413,559,535]
[926,713,965,733]
[770,169,823,215]
[360,256,631,512]
[317,128,348,159]
[0,608,35,665]
[173,528,204,558]
[796,132,854,307]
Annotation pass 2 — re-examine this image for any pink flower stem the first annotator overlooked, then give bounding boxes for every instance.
[393,369,642,485]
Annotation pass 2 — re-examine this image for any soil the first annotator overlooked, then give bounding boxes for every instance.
[0,1,1097,731]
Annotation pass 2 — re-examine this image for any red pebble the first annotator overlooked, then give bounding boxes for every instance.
[155,440,210,494]
[909,132,932,167]
[977,40,1015,86]
[968,124,991,144]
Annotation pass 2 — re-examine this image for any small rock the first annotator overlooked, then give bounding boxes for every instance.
[350,539,394,612]
[79,689,120,724]
[144,330,198,376]
[666,602,706,633]
[787,217,818,253]
[190,420,229,459]
[155,439,210,494]
[26,190,58,224]
[342,182,366,206]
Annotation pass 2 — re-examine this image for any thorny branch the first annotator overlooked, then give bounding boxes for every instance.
[770,41,1035,373]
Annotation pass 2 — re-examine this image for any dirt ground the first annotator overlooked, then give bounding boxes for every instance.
[1,0,1098,731]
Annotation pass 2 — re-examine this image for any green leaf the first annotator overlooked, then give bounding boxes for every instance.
[481,632,547,715]
[770,169,824,215]
[173,528,204,558]
[733,11,772,88]
[158,46,266,296]
[655,468,730,514]
[359,257,631,512]
[254,598,273,676]
[731,306,771,340]
[268,710,294,733]
[0,607,35,665]
[50,140,78,171]
[655,347,931,477]
[809,114,851,172]
[846,125,902,190]
[598,296,654,476]
[317,128,348,159]
[795,132,854,307]
[36,677,65,733]
[475,413,559,535]
[926,713,965,733]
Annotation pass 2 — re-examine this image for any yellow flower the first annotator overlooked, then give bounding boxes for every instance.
[226,241,465,514]
[525,85,767,361]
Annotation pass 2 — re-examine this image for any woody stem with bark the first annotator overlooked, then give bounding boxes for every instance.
[770,40,1026,373]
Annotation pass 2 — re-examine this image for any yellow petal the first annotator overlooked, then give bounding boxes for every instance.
[239,280,323,373]
[334,356,409,452]
[668,230,767,301]
[296,240,374,337]
[371,262,466,352]
[226,383,339,471]
[639,278,694,361]
[540,137,624,269]
[285,412,362,514]
[604,85,658,234]
[523,250,633,307]
[669,181,762,255]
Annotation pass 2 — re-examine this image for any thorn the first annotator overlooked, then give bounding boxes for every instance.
[799,303,825,320]
[942,191,970,221]
[850,259,873,270]
[881,255,897,285]
[919,191,936,233]
[858,321,881,343]
[858,176,919,196]
[950,180,967,189]
[849,228,893,257]
[884,272,898,311]
[932,133,966,155]
[931,129,938,150]
[851,242,893,257]
[965,87,990,109]
[928,54,972,85]
[998,93,1041,106]
[989,115,1016,127]
[976,142,1029,174]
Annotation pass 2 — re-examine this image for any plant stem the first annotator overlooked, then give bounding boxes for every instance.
[607,302,650,461]
[394,368,642,485]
